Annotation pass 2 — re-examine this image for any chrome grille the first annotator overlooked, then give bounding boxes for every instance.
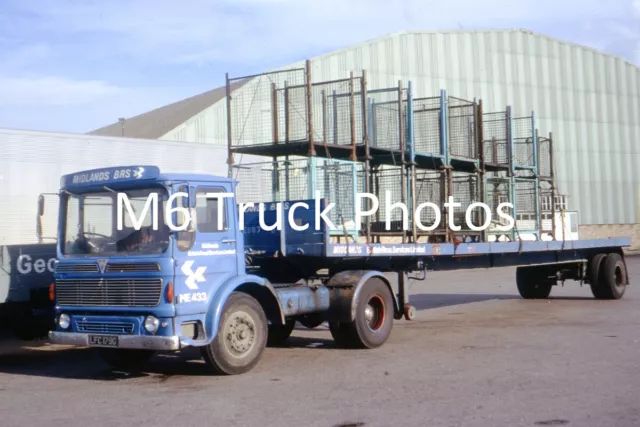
[106,263,160,272]
[55,278,162,307]
[75,320,135,335]
[55,264,98,273]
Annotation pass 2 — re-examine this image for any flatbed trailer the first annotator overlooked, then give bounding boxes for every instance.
[243,199,632,319]
[47,166,631,375]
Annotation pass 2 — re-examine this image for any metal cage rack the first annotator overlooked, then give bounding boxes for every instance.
[226,60,558,244]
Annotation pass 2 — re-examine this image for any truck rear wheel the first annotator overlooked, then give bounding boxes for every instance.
[201,292,268,375]
[591,253,627,300]
[516,266,553,299]
[97,348,155,371]
[329,277,394,349]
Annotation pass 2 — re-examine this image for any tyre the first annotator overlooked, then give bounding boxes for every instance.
[267,318,296,347]
[593,253,627,300]
[200,292,268,375]
[97,348,155,371]
[587,253,608,299]
[329,277,394,349]
[516,266,553,299]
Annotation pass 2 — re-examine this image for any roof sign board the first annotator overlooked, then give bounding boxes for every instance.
[60,165,161,188]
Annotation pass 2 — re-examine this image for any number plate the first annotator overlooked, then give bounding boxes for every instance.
[88,335,119,347]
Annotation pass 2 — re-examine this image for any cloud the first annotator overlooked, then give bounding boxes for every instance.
[0,44,52,71]
[0,75,124,106]
[7,0,636,66]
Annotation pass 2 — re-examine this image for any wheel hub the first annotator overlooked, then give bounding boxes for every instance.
[614,265,624,289]
[224,311,256,356]
[365,295,385,331]
[364,306,374,323]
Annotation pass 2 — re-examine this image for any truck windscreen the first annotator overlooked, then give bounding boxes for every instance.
[61,187,170,256]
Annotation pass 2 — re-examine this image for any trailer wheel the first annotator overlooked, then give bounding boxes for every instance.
[97,349,155,371]
[201,292,268,375]
[588,253,608,299]
[329,277,394,349]
[267,318,296,347]
[592,253,627,300]
[516,266,553,299]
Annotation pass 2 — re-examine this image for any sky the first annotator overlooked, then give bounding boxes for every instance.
[0,0,639,134]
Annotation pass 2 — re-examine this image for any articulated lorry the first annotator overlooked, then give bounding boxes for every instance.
[0,128,233,340]
[47,164,631,375]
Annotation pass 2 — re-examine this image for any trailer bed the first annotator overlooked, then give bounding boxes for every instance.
[242,199,631,265]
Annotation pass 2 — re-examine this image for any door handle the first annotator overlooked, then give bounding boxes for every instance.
[221,239,236,244]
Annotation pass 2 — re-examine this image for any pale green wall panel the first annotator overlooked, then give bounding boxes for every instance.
[159,29,639,225]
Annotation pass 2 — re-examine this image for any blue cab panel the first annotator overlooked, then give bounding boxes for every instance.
[243,199,329,257]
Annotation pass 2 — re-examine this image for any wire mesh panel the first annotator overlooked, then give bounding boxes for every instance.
[485,173,513,235]
[539,180,555,236]
[369,88,403,151]
[538,135,552,179]
[315,159,359,230]
[233,157,360,234]
[369,166,407,232]
[449,171,480,231]
[310,77,364,147]
[513,116,535,169]
[514,179,538,232]
[414,170,445,230]
[412,97,442,156]
[448,97,478,159]
[515,179,537,215]
[233,158,311,204]
[275,84,308,144]
[482,111,509,166]
[228,69,307,148]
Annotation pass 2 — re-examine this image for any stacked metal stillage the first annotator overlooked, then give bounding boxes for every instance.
[225,60,556,245]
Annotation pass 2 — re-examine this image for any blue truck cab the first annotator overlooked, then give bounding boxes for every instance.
[48,165,308,374]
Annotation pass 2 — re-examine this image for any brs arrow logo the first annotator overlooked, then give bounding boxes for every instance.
[181,260,206,290]
[133,167,145,179]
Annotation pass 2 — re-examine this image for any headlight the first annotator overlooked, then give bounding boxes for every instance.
[58,313,70,329]
[144,315,159,333]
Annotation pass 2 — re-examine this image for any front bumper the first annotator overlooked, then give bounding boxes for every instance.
[49,331,180,351]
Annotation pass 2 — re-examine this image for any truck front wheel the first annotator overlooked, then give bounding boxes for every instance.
[201,292,268,375]
[329,277,394,349]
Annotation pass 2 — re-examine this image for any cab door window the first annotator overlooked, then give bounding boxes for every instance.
[195,187,228,233]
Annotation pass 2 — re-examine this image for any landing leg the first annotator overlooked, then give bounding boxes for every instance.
[397,272,416,320]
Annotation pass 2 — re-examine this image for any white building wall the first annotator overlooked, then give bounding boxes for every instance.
[0,128,229,246]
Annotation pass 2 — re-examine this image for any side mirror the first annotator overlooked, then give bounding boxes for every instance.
[37,194,45,217]
[36,217,43,243]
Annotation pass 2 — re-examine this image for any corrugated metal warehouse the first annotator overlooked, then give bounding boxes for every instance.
[91,29,640,245]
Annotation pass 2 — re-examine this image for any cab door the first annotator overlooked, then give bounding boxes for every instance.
[173,182,238,315]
